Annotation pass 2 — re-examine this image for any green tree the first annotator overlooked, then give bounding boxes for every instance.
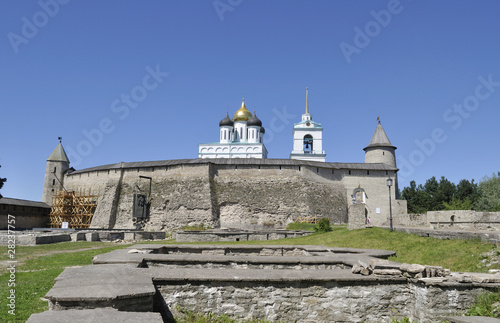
[443,197,474,210]
[456,179,480,207]
[435,176,456,208]
[402,181,430,214]
[424,176,440,210]
[402,176,478,212]
[475,173,500,211]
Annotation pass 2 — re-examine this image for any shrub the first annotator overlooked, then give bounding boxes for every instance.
[315,218,332,233]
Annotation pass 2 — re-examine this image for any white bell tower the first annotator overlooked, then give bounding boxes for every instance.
[290,88,326,162]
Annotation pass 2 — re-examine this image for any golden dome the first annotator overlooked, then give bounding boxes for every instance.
[233,98,252,121]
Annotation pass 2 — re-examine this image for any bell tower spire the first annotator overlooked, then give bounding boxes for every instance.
[305,87,309,114]
[290,88,326,162]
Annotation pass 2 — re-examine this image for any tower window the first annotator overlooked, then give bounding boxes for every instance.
[349,170,351,175]
[383,152,385,155]
[367,171,370,175]
[303,135,313,154]
[53,166,57,173]
[52,179,55,185]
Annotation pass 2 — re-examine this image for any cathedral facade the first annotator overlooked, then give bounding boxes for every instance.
[198,99,268,159]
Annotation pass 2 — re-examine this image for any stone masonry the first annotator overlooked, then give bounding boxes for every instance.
[31,244,500,323]
[60,159,407,232]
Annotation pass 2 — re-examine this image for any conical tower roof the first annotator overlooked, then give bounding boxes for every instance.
[47,143,69,162]
[363,122,396,150]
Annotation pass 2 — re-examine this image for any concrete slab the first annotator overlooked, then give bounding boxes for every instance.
[27,308,163,323]
[45,264,155,311]
[447,316,500,323]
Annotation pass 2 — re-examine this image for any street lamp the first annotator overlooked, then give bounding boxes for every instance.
[386,178,393,232]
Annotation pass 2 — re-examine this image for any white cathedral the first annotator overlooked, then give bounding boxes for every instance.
[198,98,268,159]
[198,89,325,161]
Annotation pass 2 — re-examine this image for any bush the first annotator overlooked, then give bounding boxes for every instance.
[315,218,332,233]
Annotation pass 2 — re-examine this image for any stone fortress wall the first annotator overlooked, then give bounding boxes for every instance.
[61,159,407,231]
[392,210,500,231]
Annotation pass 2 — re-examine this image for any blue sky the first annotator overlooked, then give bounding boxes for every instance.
[1,0,500,201]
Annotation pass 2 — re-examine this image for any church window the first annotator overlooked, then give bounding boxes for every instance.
[386,170,388,175]
[367,170,370,175]
[349,170,351,175]
[53,166,57,173]
[383,152,385,155]
[303,135,313,154]
[52,179,55,185]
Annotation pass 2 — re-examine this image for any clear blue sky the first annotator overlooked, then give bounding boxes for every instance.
[1,0,500,201]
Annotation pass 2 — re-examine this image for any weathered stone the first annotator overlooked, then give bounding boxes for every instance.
[360,267,371,276]
[358,260,369,268]
[400,263,426,274]
[42,244,500,323]
[27,308,163,323]
[446,316,500,323]
[373,269,402,276]
[351,264,361,274]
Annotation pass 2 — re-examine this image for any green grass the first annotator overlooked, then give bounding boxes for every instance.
[0,241,123,263]
[465,288,500,317]
[0,226,498,321]
[285,222,316,231]
[201,226,498,272]
[175,307,276,323]
[0,244,130,322]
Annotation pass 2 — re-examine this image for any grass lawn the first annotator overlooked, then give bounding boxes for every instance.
[0,226,498,322]
[0,242,130,322]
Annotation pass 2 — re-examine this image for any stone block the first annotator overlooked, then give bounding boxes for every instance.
[27,308,163,323]
[373,269,402,276]
[70,232,86,242]
[124,232,136,241]
[400,263,426,274]
[45,264,156,311]
[85,232,100,241]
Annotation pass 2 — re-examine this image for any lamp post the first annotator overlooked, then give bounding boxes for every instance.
[386,178,393,232]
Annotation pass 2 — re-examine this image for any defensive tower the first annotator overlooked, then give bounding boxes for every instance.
[363,119,397,168]
[42,139,70,205]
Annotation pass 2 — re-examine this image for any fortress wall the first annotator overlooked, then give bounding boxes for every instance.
[61,161,404,231]
[64,169,122,195]
[428,210,500,230]
[119,164,215,230]
[213,164,347,230]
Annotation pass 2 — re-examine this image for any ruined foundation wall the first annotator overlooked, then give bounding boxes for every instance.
[428,210,500,230]
[159,280,489,323]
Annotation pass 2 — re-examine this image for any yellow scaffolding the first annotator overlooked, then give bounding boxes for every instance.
[49,190,98,229]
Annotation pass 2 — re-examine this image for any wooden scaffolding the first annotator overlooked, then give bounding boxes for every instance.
[49,190,98,229]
